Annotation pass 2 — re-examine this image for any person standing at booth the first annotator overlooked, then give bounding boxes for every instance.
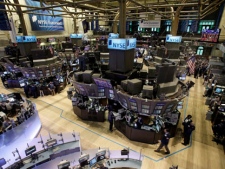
[155,128,171,154]
[183,122,195,146]
[108,111,115,132]
[182,115,192,134]
[24,83,30,98]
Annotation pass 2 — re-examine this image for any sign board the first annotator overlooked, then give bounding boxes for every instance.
[16,36,37,43]
[139,20,161,28]
[108,38,136,50]
[25,0,64,31]
[166,35,182,43]
[70,34,83,38]
[108,33,119,39]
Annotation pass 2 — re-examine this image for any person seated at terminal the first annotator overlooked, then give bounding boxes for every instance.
[136,116,143,129]
[5,100,13,115]
[48,81,55,96]
[2,117,16,131]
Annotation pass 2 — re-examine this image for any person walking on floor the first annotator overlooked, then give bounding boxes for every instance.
[154,128,171,154]
[183,122,195,146]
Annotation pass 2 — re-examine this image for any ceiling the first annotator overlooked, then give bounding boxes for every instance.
[1,0,224,21]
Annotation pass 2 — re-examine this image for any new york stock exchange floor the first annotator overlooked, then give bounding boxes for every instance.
[1,74,224,169]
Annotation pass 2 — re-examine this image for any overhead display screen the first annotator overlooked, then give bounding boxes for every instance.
[70,34,83,38]
[200,29,220,43]
[108,38,136,50]
[16,36,37,43]
[166,34,182,43]
[25,0,64,31]
[108,33,119,39]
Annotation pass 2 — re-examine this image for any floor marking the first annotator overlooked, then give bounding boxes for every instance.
[37,95,191,162]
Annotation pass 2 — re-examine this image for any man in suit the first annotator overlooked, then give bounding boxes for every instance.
[183,122,195,146]
[155,128,170,154]
[108,111,115,132]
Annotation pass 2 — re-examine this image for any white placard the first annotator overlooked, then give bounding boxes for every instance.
[139,20,161,28]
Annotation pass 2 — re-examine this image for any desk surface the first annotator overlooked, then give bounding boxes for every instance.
[2,132,80,169]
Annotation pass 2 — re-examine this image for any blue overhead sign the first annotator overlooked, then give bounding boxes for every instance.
[70,34,83,38]
[166,35,182,43]
[108,38,136,50]
[108,33,119,39]
[25,0,64,31]
[16,36,37,43]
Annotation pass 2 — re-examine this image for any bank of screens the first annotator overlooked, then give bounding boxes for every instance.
[177,101,183,109]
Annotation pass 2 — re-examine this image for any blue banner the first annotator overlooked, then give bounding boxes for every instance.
[108,38,136,50]
[25,0,64,31]
[0,0,11,31]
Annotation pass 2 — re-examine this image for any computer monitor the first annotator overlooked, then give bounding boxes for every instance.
[45,138,57,147]
[96,149,106,157]
[0,158,6,168]
[215,87,223,94]
[79,154,89,167]
[121,149,129,155]
[89,157,97,167]
[57,160,70,169]
[25,145,36,156]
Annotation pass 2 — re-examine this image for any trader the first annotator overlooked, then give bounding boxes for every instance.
[154,128,170,154]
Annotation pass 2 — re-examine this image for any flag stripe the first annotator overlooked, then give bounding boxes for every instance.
[187,56,196,74]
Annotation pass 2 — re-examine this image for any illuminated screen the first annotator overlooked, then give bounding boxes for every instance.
[215,88,223,94]
[89,157,97,166]
[25,145,36,156]
[200,29,220,43]
[93,78,113,89]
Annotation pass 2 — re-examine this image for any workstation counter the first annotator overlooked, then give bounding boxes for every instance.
[114,120,162,144]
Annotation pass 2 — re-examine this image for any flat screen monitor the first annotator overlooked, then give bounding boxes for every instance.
[25,145,36,156]
[93,78,113,89]
[79,154,89,167]
[89,157,97,167]
[215,87,224,94]
[96,149,106,157]
[57,160,70,169]
[200,29,220,43]
[0,158,6,167]
[45,139,57,147]
[121,149,129,155]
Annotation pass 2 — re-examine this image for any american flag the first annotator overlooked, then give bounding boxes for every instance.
[49,46,53,55]
[187,56,196,74]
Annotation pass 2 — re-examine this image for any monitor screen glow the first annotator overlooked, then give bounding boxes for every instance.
[89,157,97,166]
[200,29,220,43]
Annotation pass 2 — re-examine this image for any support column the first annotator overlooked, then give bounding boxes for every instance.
[113,21,118,34]
[14,0,28,35]
[171,14,179,36]
[73,18,77,33]
[119,0,126,38]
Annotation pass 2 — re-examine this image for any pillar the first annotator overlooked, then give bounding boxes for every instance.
[113,21,118,34]
[14,0,28,35]
[119,0,126,38]
[171,14,179,36]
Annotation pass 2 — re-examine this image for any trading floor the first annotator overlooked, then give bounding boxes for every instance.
[1,75,224,169]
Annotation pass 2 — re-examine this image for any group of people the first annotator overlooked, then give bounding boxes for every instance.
[23,79,60,98]
[154,115,195,154]
[0,99,31,133]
